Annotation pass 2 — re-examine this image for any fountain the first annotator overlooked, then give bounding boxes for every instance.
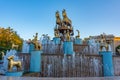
[22,40,30,53]
[0,9,119,79]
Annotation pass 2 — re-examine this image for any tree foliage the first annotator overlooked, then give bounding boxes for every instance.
[0,27,23,51]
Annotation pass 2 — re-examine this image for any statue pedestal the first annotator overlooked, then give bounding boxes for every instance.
[5,71,23,76]
[63,41,74,54]
[99,51,114,76]
[30,50,42,72]
[74,38,82,44]
[29,43,35,53]
[53,37,60,44]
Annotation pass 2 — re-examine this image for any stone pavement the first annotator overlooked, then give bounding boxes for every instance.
[0,76,120,80]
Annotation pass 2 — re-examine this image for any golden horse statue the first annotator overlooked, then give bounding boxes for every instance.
[66,30,70,41]
[54,30,60,38]
[75,30,80,39]
[7,55,22,72]
[32,33,42,50]
[56,11,62,27]
[62,9,72,28]
[99,35,109,51]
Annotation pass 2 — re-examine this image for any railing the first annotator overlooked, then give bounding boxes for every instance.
[41,54,103,77]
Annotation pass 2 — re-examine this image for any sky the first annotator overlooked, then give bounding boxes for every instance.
[0,0,120,40]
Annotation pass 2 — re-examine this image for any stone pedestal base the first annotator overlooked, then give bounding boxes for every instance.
[5,71,23,76]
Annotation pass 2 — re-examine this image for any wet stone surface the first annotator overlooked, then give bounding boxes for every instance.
[0,76,120,80]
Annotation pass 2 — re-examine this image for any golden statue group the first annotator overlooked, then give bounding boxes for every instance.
[55,9,74,41]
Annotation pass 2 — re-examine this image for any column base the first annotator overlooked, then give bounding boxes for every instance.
[5,71,23,76]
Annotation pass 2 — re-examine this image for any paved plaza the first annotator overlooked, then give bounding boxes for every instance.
[0,76,120,80]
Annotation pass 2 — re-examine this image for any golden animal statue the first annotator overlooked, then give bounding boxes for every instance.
[12,43,19,49]
[54,30,60,38]
[7,55,22,72]
[66,30,70,41]
[62,9,72,28]
[75,30,80,39]
[33,33,38,41]
[99,35,109,51]
[56,11,62,27]
[32,33,42,50]
[1,52,4,60]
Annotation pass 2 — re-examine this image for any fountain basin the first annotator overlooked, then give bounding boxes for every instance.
[5,71,23,76]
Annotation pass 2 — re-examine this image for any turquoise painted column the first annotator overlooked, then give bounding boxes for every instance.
[74,38,82,44]
[99,51,114,76]
[53,37,60,44]
[63,41,74,54]
[30,50,42,72]
[29,43,35,53]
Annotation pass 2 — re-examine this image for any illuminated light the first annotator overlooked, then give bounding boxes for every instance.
[114,37,120,41]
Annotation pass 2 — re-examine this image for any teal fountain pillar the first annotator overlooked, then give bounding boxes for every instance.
[63,41,74,54]
[53,37,60,44]
[99,51,114,76]
[30,50,42,72]
[29,43,35,53]
[74,38,82,44]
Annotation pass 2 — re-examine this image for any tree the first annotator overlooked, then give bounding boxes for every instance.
[0,27,23,52]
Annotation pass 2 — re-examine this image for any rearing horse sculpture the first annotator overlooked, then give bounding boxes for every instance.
[56,11,62,27]
[62,9,72,28]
